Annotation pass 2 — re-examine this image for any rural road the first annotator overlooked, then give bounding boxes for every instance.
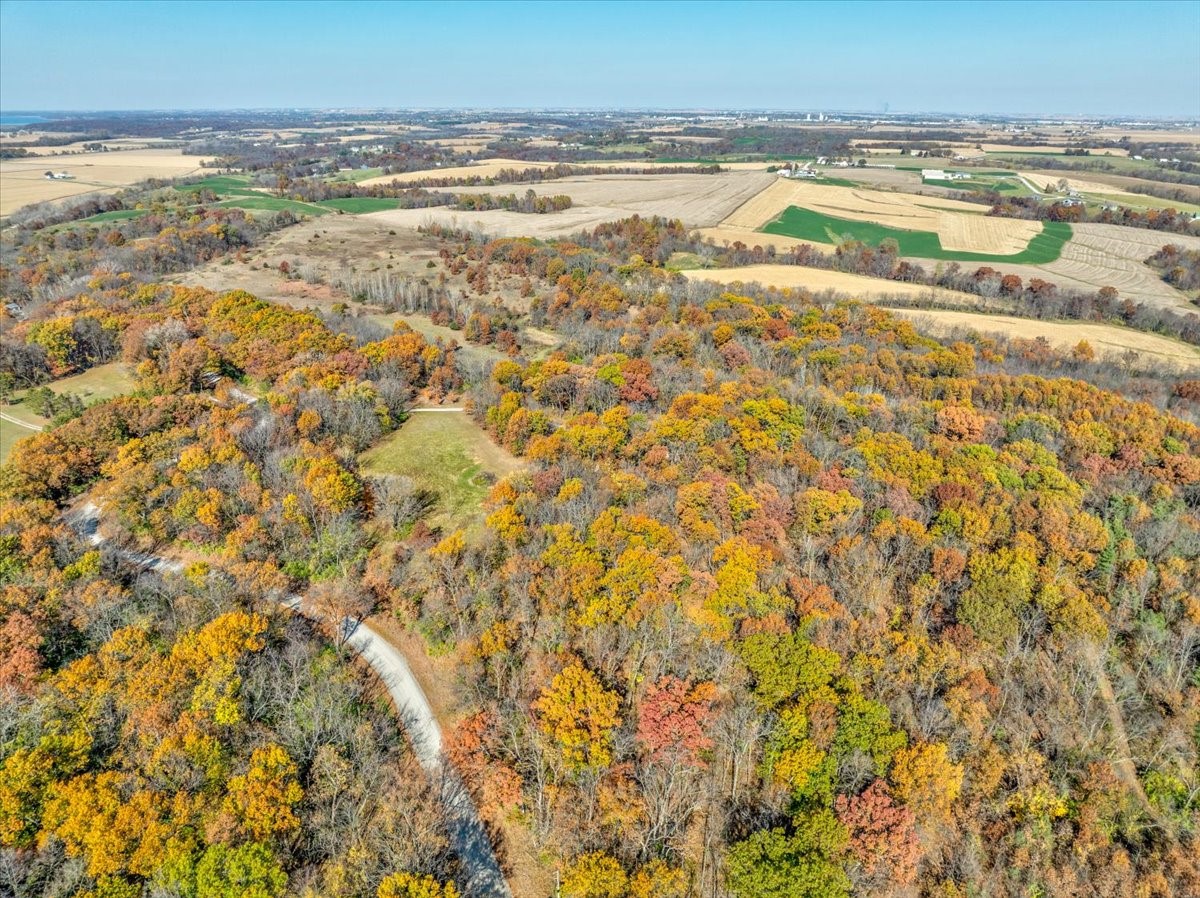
[0,412,44,432]
[72,502,511,898]
[410,407,465,412]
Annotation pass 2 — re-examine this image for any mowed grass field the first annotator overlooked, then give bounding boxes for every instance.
[0,362,136,461]
[762,206,1073,264]
[178,175,420,216]
[358,412,523,528]
[0,419,36,465]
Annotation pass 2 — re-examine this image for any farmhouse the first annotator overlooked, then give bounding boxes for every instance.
[777,165,817,179]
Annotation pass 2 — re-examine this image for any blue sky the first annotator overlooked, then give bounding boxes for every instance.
[1,0,1197,116]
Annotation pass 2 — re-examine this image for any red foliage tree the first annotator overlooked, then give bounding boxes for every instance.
[636,675,716,766]
[834,779,921,885]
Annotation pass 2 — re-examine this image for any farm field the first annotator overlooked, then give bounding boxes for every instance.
[1017,171,1148,196]
[217,196,332,215]
[714,176,1200,307]
[357,158,559,186]
[449,170,774,225]
[680,264,982,303]
[358,411,523,529]
[1035,222,1200,310]
[984,151,1163,175]
[695,223,829,252]
[723,178,1044,253]
[0,148,215,215]
[890,308,1200,370]
[762,206,1072,263]
[365,171,776,236]
[1020,168,1200,203]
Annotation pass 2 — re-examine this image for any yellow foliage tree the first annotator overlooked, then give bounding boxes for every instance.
[222,743,304,841]
[533,663,622,771]
[890,741,963,822]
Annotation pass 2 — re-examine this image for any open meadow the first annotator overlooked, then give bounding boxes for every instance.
[0,362,136,461]
[358,411,523,529]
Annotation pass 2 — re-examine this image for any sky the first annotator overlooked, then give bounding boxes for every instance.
[1,0,1198,117]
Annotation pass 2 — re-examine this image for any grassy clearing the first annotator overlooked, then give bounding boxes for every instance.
[0,362,135,461]
[762,206,1072,263]
[924,177,1023,193]
[315,197,402,213]
[359,412,522,528]
[365,313,509,367]
[81,208,152,223]
[326,167,385,183]
[216,196,331,216]
[0,421,37,464]
[21,362,135,405]
[176,175,260,196]
[665,251,709,271]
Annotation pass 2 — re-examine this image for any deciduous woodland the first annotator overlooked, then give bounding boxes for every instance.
[1,209,1198,898]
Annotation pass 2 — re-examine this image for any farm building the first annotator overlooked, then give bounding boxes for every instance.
[922,169,971,182]
[43,171,74,180]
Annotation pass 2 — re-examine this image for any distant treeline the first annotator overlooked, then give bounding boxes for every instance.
[381,162,722,189]
[559,215,1200,345]
[986,194,1200,235]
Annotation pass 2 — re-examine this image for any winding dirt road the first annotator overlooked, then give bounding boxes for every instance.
[73,503,511,898]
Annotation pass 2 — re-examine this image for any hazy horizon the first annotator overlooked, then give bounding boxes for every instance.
[2,0,1198,118]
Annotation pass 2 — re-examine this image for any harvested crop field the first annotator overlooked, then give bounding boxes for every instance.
[365,171,776,235]
[1018,171,1143,196]
[365,205,636,238]
[763,206,1071,263]
[723,178,1043,254]
[1020,168,1200,204]
[890,308,1200,370]
[359,159,773,189]
[680,264,981,303]
[0,148,214,215]
[450,171,774,226]
[1034,222,1200,310]
[357,158,558,186]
